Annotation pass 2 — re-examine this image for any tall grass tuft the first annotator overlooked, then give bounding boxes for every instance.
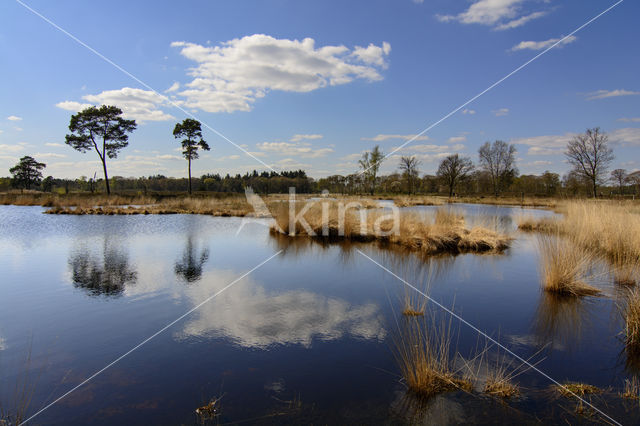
[537,235,600,297]
[621,288,640,359]
[393,314,470,397]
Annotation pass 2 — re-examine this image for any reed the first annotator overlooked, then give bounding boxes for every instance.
[270,203,510,256]
[621,288,640,358]
[621,376,640,400]
[537,235,600,297]
[393,314,471,397]
[394,196,444,207]
[554,382,602,398]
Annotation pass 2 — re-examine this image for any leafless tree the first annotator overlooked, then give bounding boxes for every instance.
[610,169,628,195]
[478,141,517,197]
[398,156,421,194]
[437,154,474,197]
[565,127,614,198]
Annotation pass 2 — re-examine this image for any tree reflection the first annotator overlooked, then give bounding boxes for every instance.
[68,240,137,296]
[174,236,210,283]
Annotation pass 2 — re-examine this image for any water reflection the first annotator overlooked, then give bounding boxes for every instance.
[531,293,593,352]
[68,238,137,296]
[174,235,210,283]
[389,392,465,425]
[179,272,386,348]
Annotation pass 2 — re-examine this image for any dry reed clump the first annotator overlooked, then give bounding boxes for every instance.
[394,196,444,207]
[537,235,601,297]
[270,203,511,256]
[517,216,560,233]
[554,382,602,398]
[621,376,640,400]
[523,201,640,285]
[393,315,471,397]
[621,288,640,358]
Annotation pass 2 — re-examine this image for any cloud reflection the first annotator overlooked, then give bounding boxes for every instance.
[178,272,386,348]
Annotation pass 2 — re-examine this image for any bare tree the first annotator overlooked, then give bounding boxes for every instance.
[629,171,640,196]
[610,169,628,195]
[398,156,421,194]
[359,145,384,195]
[478,141,517,197]
[436,154,474,197]
[565,127,614,198]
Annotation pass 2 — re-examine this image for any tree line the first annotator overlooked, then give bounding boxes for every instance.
[5,104,636,198]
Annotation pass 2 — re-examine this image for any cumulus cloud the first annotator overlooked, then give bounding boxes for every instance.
[7,115,22,121]
[0,143,26,154]
[361,134,429,142]
[57,88,174,123]
[437,0,547,29]
[171,34,390,113]
[586,89,640,100]
[165,82,180,93]
[511,35,576,51]
[492,108,509,116]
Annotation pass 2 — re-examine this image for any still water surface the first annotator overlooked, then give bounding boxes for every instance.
[0,204,636,424]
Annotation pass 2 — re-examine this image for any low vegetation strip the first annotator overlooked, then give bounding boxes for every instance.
[270,204,511,255]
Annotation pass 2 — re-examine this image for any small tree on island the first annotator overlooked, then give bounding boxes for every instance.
[565,127,614,198]
[437,154,474,198]
[65,105,137,195]
[359,145,384,195]
[9,156,46,190]
[173,118,210,195]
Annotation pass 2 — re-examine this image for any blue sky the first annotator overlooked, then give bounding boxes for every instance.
[0,0,638,179]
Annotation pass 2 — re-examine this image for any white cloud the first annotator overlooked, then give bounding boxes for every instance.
[33,152,66,159]
[393,143,465,154]
[55,101,93,112]
[361,134,429,142]
[492,108,509,116]
[0,336,6,351]
[448,135,467,143]
[611,128,640,146]
[511,35,576,51]
[586,89,640,100]
[511,132,577,156]
[495,10,547,30]
[257,141,333,158]
[45,142,65,148]
[273,158,312,170]
[7,115,22,121]
[165,82,180,93]
[0,144,26,153]
[461,108,476,115]
[171,34,390,113]
[290,134,323,143]
[437,0,546,29]
[618,117,640,123]
[352,42,391,67]
[57,88,174,123]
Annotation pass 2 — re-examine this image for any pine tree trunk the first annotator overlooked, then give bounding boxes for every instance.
[188,157,192,195]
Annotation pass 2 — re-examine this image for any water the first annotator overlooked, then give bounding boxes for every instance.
[0,204,637,425]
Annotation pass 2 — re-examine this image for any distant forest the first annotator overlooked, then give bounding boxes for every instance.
[1,167,638,198]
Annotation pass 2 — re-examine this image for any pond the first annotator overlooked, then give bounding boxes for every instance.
[0,204,637,425]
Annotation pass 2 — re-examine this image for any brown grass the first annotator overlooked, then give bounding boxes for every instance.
[621,376,640,400]
[270,203,511,256]
[394,196,444,207]
[621,288,640,358]
[393,314,471,397]
[554,382,602,398]
[538,235,601,297]
[449,196,558,208]
[522,200,640,285]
